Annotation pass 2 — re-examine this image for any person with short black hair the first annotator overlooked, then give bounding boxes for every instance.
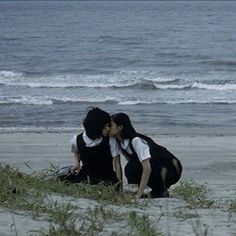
[61,107,122,187]
[109,113,182,199]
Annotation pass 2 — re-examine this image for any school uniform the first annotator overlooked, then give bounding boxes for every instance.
[68,132,119,185]
[119,133,182,197]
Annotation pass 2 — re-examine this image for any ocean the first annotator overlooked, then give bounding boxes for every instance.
[0,1,236,135]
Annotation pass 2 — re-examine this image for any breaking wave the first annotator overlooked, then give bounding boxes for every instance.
[1,70,235,91]
[1,95,236,106]
[0,95,118,105]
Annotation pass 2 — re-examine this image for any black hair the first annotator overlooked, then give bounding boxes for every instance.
[83,107,110,139]
[111,113,137,139]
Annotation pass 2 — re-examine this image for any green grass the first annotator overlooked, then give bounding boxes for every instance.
[173,208,199,221]
[172,179,215,209]
[1,164,164,236]
[229,199,236,213]
[128,211,163,236]
[0,164,134,207]
[2,165,220,235]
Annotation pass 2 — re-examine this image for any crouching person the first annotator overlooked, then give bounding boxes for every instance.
[59,107,122,189]
[109,113,182,199]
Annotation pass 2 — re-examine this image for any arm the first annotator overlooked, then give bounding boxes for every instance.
[131,137,152,199]
[71,152,81,174]
[109,137,122,186]
[136,158,152,199]
[113,154,122,181]
[70,135,81,174]
[113,154,123,191]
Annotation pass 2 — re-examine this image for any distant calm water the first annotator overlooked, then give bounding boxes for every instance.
[0,1,236,134]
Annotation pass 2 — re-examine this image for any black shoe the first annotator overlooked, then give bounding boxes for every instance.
[150,189,170,198]
[141,193,150,199]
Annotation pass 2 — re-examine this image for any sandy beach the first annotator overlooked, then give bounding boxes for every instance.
[0,132,236,235]
[1,1,236,235]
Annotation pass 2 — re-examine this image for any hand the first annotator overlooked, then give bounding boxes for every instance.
[115,181,123,193]
[135,193,142,200]
[70,165,80,175]
[136,191,152,199]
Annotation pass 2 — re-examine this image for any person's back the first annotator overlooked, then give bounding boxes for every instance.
[135,133,180,164]
[76,133,115,182]
[126,133,182,190]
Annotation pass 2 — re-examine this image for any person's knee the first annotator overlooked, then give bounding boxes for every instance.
[172,158,182,176]
[160,167,167,182]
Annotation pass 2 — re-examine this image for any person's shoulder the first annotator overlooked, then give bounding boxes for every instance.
[70,133,81,153]
[71,132,83,140]
[132,136,144,143]
[132,136,141,141]
[132,136,148,147]
[70,134,77,143]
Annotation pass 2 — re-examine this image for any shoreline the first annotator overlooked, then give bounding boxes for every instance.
[1,127,236,136]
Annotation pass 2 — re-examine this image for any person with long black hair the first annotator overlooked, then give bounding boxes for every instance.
[109,113,182,199]
[59,107,122,187]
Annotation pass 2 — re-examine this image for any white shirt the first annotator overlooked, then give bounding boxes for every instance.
[70,132,119,158]
[120,137,151,162]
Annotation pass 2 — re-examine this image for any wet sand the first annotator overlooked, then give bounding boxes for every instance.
[0,132,236,235]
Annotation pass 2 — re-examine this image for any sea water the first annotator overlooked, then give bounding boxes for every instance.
[0,1,236,135]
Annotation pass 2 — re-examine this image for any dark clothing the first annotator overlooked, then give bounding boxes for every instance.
[63,133,118,185]
[121,133,182,193]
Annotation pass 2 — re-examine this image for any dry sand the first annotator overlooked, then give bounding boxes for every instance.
[0,132,236,235]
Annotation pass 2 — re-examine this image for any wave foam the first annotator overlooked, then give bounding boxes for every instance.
[118,99,236,105]
[52,96,117,104]
[0,96,53,105]
[154,84,191,90]
[192,82,236,90]
[0,126,80,134]
[1,70,236,92]
[0,70,24,77]
[1,94,236,106]
[0,95,118,105]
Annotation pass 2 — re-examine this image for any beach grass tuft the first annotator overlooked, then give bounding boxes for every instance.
[0,164,135,207]
[1,164,153,235]
[173,208,199,221]
[172,179,214,209]
[128,211,162,236]
[229,199,236,213]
